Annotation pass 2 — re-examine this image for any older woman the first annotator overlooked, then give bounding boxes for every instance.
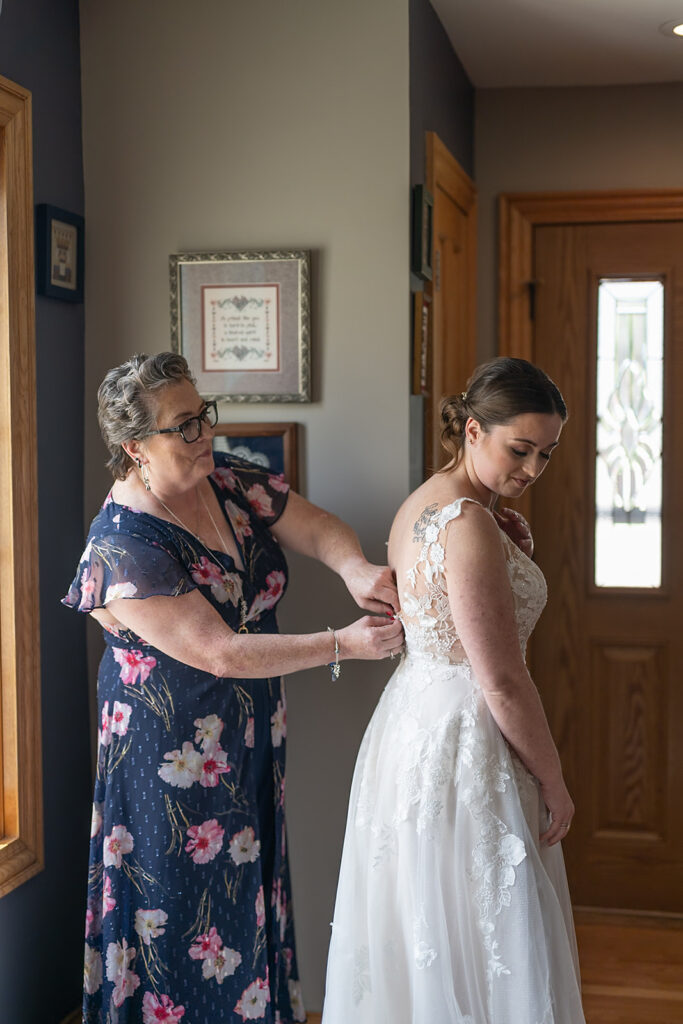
[64,352,403,1024]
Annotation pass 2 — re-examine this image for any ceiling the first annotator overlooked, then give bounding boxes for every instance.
[430,0,683,88]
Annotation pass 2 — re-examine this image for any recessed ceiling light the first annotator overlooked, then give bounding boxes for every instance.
[659,19,683,36]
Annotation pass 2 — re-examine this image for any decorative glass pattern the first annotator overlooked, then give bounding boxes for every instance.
[595,280,663,588]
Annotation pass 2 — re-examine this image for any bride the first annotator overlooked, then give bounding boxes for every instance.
[322,357,586,1023]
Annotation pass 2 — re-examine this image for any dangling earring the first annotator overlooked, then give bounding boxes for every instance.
[136,457,151,491]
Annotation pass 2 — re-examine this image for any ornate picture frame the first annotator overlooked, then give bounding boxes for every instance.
[170,250,311,403]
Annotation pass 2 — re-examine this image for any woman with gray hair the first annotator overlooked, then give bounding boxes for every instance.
[64,352,403,1024]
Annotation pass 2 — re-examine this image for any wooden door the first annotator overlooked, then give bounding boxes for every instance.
[424,133,476,473]
[500,195,683,914]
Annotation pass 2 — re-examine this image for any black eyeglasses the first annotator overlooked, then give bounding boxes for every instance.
[144,401,219,444]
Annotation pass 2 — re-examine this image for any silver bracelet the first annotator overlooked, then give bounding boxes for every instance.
[327,626,341,681]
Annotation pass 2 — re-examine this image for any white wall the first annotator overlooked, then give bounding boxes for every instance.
[80,0,410,1008]
[475,82,683,359]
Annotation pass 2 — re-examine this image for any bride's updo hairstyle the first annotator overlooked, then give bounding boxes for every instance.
[98,352,196,480]
[440,356,567,467]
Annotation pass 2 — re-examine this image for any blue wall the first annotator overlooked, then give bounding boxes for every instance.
[0,0,91,1020]
[410,0,474,183]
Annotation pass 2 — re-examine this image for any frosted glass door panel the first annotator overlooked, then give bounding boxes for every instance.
[595,280,663,588]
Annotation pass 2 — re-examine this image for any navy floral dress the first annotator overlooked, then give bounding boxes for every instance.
[63,454,306,1024]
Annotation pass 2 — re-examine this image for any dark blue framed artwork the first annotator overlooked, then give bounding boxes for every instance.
[35,203,84,302]
[213,422,299,490]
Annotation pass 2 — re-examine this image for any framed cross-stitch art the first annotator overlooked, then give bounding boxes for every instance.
[170,250,311,403]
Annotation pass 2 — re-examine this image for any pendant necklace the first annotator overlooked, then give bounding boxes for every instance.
[152,483,250,633]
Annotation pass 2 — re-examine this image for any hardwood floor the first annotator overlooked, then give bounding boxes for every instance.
[577,910,683,1023]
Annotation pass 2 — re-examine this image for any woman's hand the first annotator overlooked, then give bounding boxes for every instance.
[337,614,404,661]
[539,776,575,847]
[494,508,534,558]
[342,561,399,615]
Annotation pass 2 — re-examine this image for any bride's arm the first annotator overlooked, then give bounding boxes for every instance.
[444,502,573,846]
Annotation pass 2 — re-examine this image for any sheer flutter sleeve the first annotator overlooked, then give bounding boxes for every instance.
[62,526,196,613]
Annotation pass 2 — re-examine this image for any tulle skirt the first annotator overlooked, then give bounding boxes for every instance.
[322,653,586,1024]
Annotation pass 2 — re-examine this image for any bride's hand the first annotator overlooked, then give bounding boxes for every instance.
[539,776,575,847]
[341,560,399,615]
[494,508,534,558]
[337,615,404,661]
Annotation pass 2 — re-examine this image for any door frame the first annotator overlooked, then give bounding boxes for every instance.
[499,189,683,360]
[424,132,477,472]
[498,189,683,521]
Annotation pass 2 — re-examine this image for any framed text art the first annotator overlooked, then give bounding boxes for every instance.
[170,250,311,403]
[212,422,299,490]
[35,204,84,302]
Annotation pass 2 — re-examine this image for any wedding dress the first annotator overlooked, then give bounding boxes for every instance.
[322,497,586,1023]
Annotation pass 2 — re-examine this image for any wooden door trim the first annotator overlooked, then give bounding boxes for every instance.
[0,74,43,896]
[499,189,683,362]
[424,133,477,472]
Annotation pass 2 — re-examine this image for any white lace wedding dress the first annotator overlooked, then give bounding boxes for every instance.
[322,498,586,1023]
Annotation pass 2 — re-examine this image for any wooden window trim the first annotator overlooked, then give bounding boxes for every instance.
[0,74,43,896]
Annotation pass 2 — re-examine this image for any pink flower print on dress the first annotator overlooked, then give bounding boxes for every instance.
[79,567,96,611]
[83,943,103,995]
[229,825,261,865]
[273,877,287,942]
[255,886,266,928]
[102,875,116,917]
[200,747,230,788]
[90,802,103,838]
[288,980,306,1023]
[142,991,186,1023]
[224,500,253,543]
[270,699,286,748]
[104,581,137,602]
[191,557,242,606]
[99,701,113,748]
[235,976,271,1020]
[202,946,242,984]
[268,473,289,494]
[112,647,157,687]
[111,701,132,737]
[247,570,286,621]
[103,825,134,869]
[158,742,203,789]
[105,938,140,1007]
[185,819,225,864]
[134,908,168,946]
[194,714,224,751]
[85,908,95,938]
[188,926,223,961]
[212,466,238,491]
[244,716,255,749]
[245,483,274,519]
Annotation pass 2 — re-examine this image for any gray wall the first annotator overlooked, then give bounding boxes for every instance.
[475,82,683,359]
[0,0,91,1021]
[409,0,474,184]
[79,0,410,1009]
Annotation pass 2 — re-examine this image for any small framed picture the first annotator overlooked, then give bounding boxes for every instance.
[213,422,299,491]
[170,250,311,403]
[411,185,434,282]
[35,204,84,302]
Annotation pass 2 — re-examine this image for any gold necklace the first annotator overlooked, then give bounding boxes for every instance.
[152,485,250,632]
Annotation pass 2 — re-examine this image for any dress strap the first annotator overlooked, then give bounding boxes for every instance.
[438,496,491,531]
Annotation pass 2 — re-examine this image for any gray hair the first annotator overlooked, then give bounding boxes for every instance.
[97,352,196,479]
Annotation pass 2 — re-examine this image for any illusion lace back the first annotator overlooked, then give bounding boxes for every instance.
[322,498,586,1024]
